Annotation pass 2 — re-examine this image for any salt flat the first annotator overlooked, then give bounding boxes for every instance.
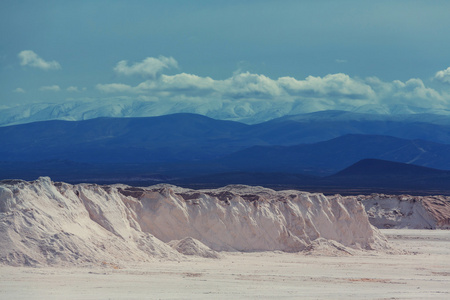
[1,229,449,299]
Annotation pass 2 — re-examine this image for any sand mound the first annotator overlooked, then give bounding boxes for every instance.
[304,238,356,256]
[169,237,221,259]
[0,178,388,266]
[0,178,181,267]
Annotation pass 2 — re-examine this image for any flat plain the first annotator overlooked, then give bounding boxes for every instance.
[1,229,449,299]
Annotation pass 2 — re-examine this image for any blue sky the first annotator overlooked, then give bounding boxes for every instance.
[1,0,450,123]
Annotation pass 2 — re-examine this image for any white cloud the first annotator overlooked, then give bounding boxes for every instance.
[435,67,450,84]
[335,59,347,64]
[114,56,178,77]
[365,77,447,112]
[94,58,450,121]
[103,71,372,101]
[13,88,25,93]
[93,72,383,105]
[142,73,215,90]
[96,83,133,93]
[278,73,375,100]
[223,72,283,99]
[67,86,86,92]
[39,85,61,92]
[67,86,78,92]
[18,50,61,70]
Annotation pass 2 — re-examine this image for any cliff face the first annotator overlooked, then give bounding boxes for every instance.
[0,178,387,266]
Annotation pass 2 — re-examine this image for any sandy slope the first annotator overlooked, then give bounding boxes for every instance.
[0,229,449,299]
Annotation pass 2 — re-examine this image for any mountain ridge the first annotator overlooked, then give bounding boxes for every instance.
[214,134,450,175]
[2,112,450,194]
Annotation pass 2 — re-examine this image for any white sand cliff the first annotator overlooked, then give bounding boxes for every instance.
[354,194,450,229]
[0,177,387,266]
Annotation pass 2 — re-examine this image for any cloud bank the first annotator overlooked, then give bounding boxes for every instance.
[18,50,61,70]
[8,54,450,124]
[95,58,450,121]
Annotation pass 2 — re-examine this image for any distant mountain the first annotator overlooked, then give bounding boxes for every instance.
[2,112,450,165]
[0,114,256,163]
[333,158,450,177]
[250,110,450,144]
[173,159,450,195]
[215,134,450,175]
[2,112,450,195]
[326,159,450,192]
[2,158,450,195]
[2,99,450,127]
[271,110,450,126]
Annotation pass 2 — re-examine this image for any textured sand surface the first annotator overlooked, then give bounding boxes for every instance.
[356,194,450,229]
[1,229,449,299]
[0,178,386,266]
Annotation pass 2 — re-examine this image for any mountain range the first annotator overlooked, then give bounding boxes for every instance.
[1,110,450,194]
[2,99,450,127]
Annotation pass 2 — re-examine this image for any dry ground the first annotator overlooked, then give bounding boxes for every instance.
[1,229,449,299]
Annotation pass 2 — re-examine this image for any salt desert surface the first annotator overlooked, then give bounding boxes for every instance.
[1,178,449,299]
[0,229,449,299]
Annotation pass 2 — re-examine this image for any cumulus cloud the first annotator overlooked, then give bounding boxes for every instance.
[13,88,25,93]
[114,56,178,77]
[100,71,376,101]
[278,73,375,100]
[222,72,283,99]
[435,67,450,84]
[138,73,216,92]
[364,77,446,113]
[18,50,61,70]
[95,70,383,119]
[39,85,61,92]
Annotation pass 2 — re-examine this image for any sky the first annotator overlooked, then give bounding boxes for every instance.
[1,0,450,123]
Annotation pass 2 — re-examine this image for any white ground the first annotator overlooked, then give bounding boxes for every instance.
[1,229,449,299]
